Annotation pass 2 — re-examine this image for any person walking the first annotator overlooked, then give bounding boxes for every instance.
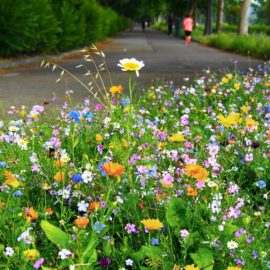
[182,13,194,45]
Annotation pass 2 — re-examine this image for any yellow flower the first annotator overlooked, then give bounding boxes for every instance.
[241,105,249,114]
[226,73,233,79]
[185,264,200,270]
[3,170,21,188]
[109,85,123,94]
[184,164,208,182]
[246,117,259,131]
[141,219,164,231]
[265,82,270,87]
[95,134,103,142]
[118,58,144,77]
[217,113,241,128]
[234,82,241,90]
[168,133,185,142]
[227,267,241,270]
[23,249,39,260]
[54,172,65,182]
[221,77,229,83]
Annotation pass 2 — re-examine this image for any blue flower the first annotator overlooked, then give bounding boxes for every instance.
[257,180,266,189]
[72,173,83,183]
[151,238,159,246]
[120,97,130,107]
[83,113,93,120]
[94,221,105,233]
[13,190,23,197]
[0,161,7,168]
[68,110,80,123]
[98,161,108,177]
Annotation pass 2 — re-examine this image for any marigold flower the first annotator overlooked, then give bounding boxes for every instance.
[187,187,198,197]
[46,208,53,215]
[184,164,208,182]
[265,82,270,87]
[109,85,123,94]
[95,134,103,142]
[74,216,89,228]
[3,170,21,188]
[227,267,241,270]
[185,264,199,270]
[23,249,39,260]
[89,201,100,212]
[24,207,39,222]
[54,172,65,182]
[118,58,144,77]
[168,133,186,142]
[102,162,125,177]
[217,113,241,128]
[141,219,164,231]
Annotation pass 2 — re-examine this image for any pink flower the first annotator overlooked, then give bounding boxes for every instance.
[33,258,44,269]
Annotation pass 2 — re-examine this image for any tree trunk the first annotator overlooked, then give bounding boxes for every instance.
[190,0,197,29]
[239,0,252,34]
[216,0,224,33]
[204,0,213,35]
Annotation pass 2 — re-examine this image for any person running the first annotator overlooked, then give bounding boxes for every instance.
[182,13,194,45]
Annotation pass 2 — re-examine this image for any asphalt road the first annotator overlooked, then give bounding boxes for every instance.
[0,27,264,110]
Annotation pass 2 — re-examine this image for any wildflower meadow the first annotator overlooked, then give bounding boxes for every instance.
[0,46,269,270]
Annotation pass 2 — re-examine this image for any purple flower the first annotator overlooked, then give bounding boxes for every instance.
[33,258,44,269]
[99,257,111,268]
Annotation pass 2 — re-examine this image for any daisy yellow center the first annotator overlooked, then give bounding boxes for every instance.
[123,62,140,71]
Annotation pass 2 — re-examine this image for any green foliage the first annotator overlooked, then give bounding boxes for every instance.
[190,248,214,270]
[0,0,129,57]
[166,197,187,227]
[0,0,59,56]
[40,220,70,248]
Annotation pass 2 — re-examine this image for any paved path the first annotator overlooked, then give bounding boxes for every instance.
[0,27,264,109]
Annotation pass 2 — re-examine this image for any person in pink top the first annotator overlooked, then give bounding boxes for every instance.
[182,13,194,45]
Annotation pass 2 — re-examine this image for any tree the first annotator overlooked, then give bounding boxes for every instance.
[216,0,224,33]
[239,0,252,34]
[204,0,213,35]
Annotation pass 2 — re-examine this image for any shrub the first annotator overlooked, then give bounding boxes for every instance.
[0,0,59,57]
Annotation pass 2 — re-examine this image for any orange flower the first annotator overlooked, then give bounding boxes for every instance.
[109,85,123,94]
[187,187,198,197]
[95,134,103,142]
[24,207,39,222]
[102,162,125,177]
[46,208,54,215]
[184,164,208,182]
[89,201,100,212]
[74,216,89,228]
[3,170,21,188]
[54,172,65,182]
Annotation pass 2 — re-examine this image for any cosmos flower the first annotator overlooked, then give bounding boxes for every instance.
[141,219,164,231]
[118,58,144,77]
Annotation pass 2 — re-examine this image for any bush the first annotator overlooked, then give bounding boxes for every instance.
[0,0,59,57]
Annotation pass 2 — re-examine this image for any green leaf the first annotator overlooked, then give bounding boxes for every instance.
[73,137,79,148]
[132,245,163,261]
[166,197,187,227]
[40,220,70,248]
[190,248,214,270]
[82,235,99,264]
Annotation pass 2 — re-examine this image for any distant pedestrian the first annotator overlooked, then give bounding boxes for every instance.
[167,15,174,36]
[182,13,194,45]
[141,20,146,32]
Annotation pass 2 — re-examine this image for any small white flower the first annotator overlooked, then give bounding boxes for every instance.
[227,240,238,250]
[218,225,224,231]
[5,247,14,257]
[125,259,133,266]
[77,200,89,212]
[58,249,72,260]
[17,227,33,244]
[82,170,93,183]
[9,126,19,132]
